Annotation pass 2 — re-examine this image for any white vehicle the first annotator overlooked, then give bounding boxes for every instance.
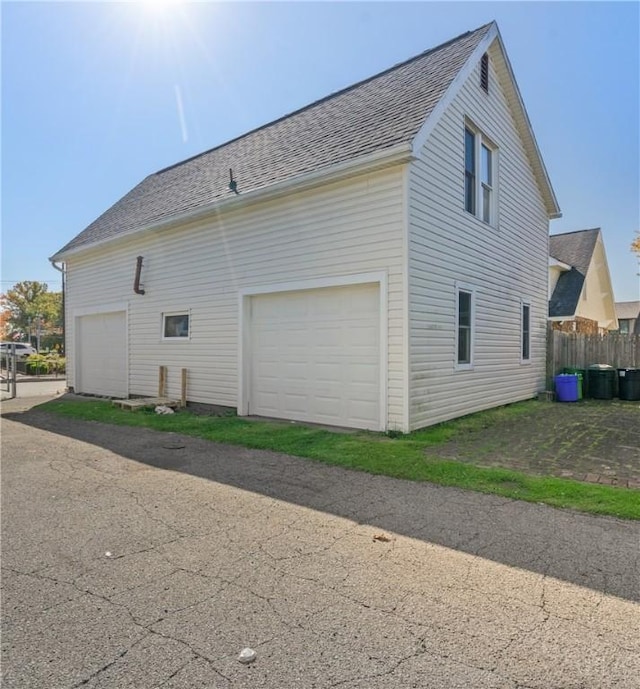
[0,342,37,360]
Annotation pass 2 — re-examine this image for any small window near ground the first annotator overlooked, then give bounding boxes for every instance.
[522,303,531,361]
[619,319,630,334]
[163,313,190,339]
[457,288,474,367]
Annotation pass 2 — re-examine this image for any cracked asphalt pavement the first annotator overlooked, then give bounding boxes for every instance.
[2,396,639,688]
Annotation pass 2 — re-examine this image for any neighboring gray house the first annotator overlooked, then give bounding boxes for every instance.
[51,22,560,432]
[549,229,617,332]
[615,301,640,335]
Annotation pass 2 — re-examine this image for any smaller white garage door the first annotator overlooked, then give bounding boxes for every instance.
[250,283,380,430]
[76,311,127,398]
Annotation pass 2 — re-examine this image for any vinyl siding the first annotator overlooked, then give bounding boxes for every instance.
[408,48,550,430]
[65,166,407,429]
[574,238,617,329]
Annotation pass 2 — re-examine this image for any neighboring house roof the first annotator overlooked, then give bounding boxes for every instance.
[615,301,640,321]
[52,21,559,260]
[549,228,600,318]
[615,301,640,334]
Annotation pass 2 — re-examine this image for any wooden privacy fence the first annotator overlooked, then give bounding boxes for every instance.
[546,326,640,386]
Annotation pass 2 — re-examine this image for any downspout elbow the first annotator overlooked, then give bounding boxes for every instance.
[134,256,145,295]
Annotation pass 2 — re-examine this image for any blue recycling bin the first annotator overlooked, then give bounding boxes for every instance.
[554,373,579,402]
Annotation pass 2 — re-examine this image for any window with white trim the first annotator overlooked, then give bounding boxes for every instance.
[521,302,531,362]
[163,312,190,339]
[456,286,474,368]
[464,123,497,225]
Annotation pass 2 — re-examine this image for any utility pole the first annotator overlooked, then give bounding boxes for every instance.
[36,315,42,352]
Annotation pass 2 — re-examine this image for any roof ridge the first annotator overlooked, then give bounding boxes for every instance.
[156,22,493,176]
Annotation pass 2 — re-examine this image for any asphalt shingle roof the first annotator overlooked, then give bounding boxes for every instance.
[615,301,640,321]
[55,24,492,257]
[549,228,600,318]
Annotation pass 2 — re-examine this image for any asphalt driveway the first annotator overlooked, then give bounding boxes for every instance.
[2,399,639,688]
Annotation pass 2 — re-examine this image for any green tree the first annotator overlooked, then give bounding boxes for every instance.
[0,281,62,342]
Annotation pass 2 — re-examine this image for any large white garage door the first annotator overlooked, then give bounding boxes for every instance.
[250,283,380,430]
[76,311,127,398]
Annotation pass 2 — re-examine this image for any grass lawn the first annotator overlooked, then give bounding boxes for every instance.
[40,398,640,520]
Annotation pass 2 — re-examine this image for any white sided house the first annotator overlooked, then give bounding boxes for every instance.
[51,22,560,433]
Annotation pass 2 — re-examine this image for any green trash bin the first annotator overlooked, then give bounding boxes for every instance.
[562,367,585,399]
[618,369,640,401]
[587,364,616,400]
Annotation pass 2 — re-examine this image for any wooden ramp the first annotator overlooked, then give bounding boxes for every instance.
[112,397,180,411]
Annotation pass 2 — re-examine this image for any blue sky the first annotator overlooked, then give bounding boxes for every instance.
[2,1,639,301]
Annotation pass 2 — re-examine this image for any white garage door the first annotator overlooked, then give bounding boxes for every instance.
[76,311,127,398]
[250,283,380,430]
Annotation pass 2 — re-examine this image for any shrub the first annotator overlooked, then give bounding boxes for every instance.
[47,354,66,374]
[25,354,49,375]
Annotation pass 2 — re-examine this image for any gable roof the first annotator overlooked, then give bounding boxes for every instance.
[52,21,558,260]
[615,301,640,321]
[549,228,600,318]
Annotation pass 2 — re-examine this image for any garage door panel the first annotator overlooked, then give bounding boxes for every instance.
[249,283,380,430]
[315,364,342,384]
[77,311,127,398]
[283,393,309,413]
[253,391,279,410]
[254,361,280,376]
[350,326,378,346]
[283,363,308,380]
[348,364,378,384]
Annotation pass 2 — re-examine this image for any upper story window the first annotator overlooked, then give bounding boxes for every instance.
[464,122,497,226]
[464,129,476,215]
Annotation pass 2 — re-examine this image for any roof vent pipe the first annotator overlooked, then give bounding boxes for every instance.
[134,256,145,295]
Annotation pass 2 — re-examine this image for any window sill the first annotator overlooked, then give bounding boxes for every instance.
[464,209,497,230]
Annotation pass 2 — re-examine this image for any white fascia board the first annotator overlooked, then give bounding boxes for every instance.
[595,234,619,325]
[549,257,572,271]
[491,26,561,219]
[412,21,561,221]
[412,22,499,155]
[50,143,413,263]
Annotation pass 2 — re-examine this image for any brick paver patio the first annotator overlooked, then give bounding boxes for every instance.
[432,399,640,488]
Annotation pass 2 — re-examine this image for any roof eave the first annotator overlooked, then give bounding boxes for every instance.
[50,142,414,263]
[412,21,561,220]
[491,26,561,220]
[549,257,572,271]
[412,23,499,156]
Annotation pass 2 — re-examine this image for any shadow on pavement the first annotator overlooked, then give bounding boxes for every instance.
[4,405,639,603]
